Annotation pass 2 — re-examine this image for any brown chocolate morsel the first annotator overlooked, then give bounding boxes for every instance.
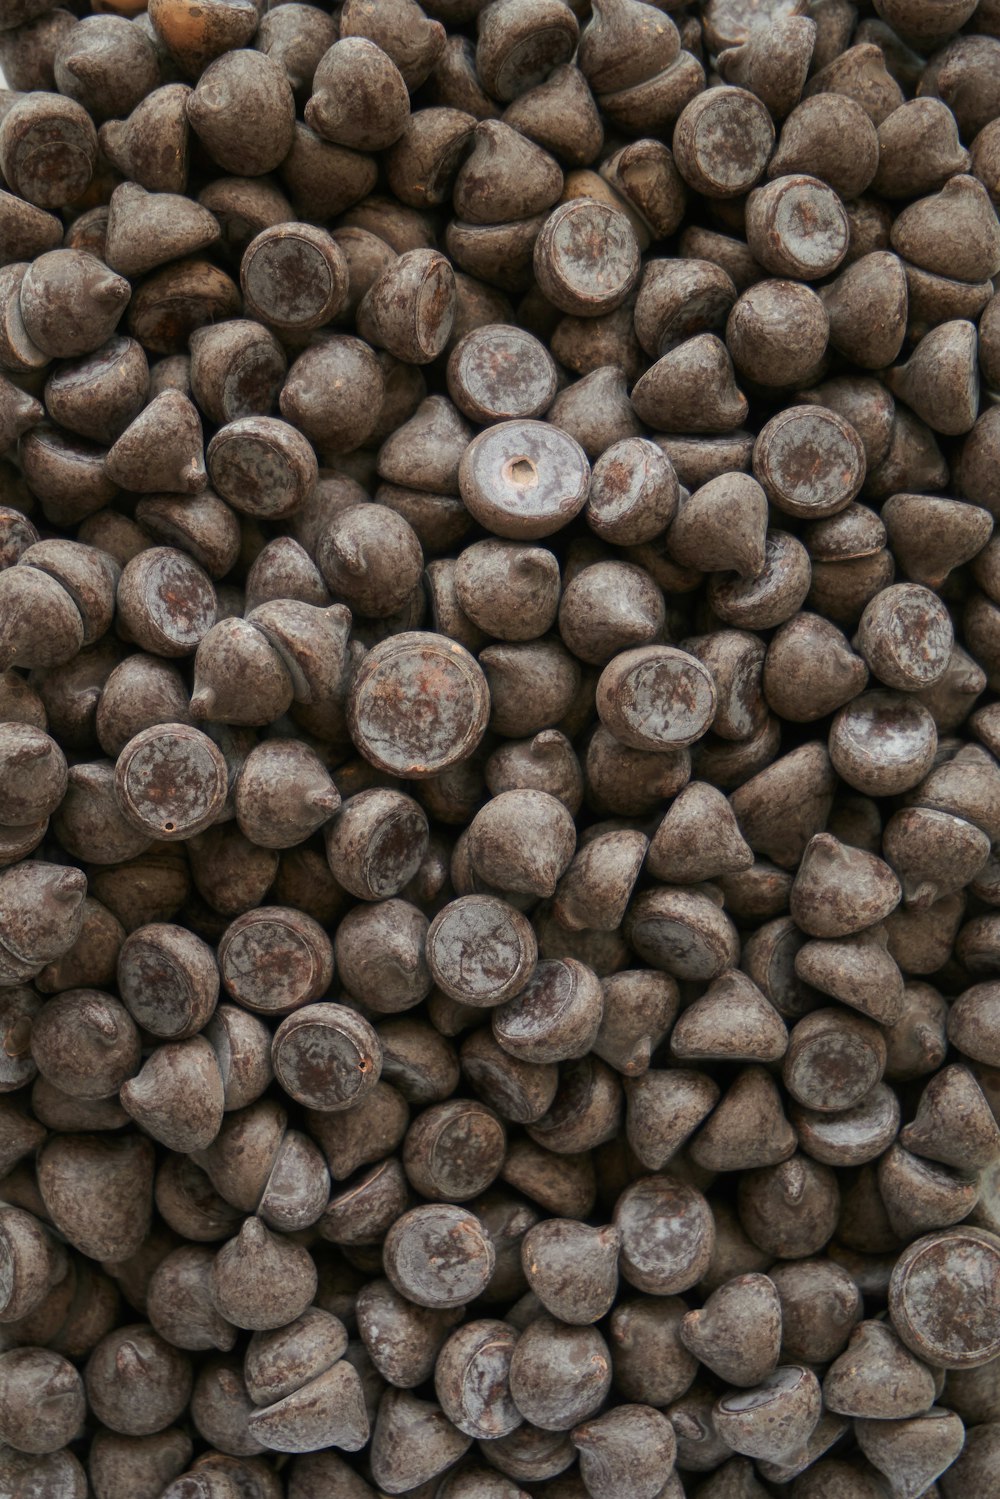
[0,722,64,828]
[878,1140,980,1240]
[823,1320,935,1421]
[492,957,603,1065]
[507,1317,611,1433]
[767,1259,861,1368]
[234,740,339,851]
[186,48,295,176]
[30,988,139,1101]
[105,390,206,497]
[738,1155,840,1261]
[254,1,337,100]
[728,742,835,871]
[500,1139,596,1221]
[461,1027,558,1125]
[614,1175,714,1295]
[426,895,537,1008]
[829,690,938,797]
[401,1103,509,1205]
[790,834,900,938]
[383,1203,495,1310]
[115,546,217,662]
[681,1274,782,1388]
[763,613,868,723]
[891,176,1000,285]
[586,438,679,550]
[0,93,98,211]
[972,119,1000,209]
[634,258,736,361]
[432,1319,521,1441]
[727,278,829,389]
[357,249,456,366]
[306,37,409,150]
[375,1016,459,1108]
[210,1217,317,1333]
[37,1132,154,1262]
[120,1037,225,1153]
[206,417,318,523]
[872,99,969,204]
[0,862,87,983]
[671,969,788,1065]
[87,1428,193,1499]
[349,631,490,779]
[607,1295,697,1408]
[85,1324,192,1438]
[595,645,716,753]
[534,199,640,318]
[502,63,603,168]
[794,922,904,1025]
[0,989,41,1097]
[783,1003,886,1115]
[666,476,765,582]
[156,1151,244,1247]
[147,1245,237,1352]
[476,0,579,102]
[526,1051,622,1154]
[689,1065,797,1173]
[713,1365,822,1468]
[570,1404,677,1499]
[632,333,747,434]
[625,886,740,982]
[716,12,815,119]
[625,1068,719,1170]
[884,494,992,591]
[889,324,978,447]
[95,656,193,761]
[377,395,473,498]
[901,1065,1000,1172]
[745,175,849,281]
[888,1226,1000,1371]
[334,899,431,1015]
[883,807,990,909]
[114,723,228,844]
[465,790,575,901]
[753,406,865,520]
[369,1387,470,1494]
[324,788,429,902]
[188,321,286,429]
[485,730,582,817]
[647,782,753,885]
[280,337,383,454]
[18,249,129,363]
[576,0,679,92]
[272,1005,381,1114]
[856,1408,965,1499]
[0,1346,85,1455]
[552,828,647,934]
[459,420,590,541]
[768,94,878,199]
[218,907,332,1018]
[188,619,294,729]
[590,970,678,1078]
[355,1276,461,1390]
[0,189,62,268]
[881,982,948,1086]
[244,537,329,614]
[673,87,774,199]
[316,502,423,621]
[116,922,218,1042]
[452,120,561,226]
[187,1356,264,1458]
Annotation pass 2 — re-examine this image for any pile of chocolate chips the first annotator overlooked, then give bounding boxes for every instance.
[1,0,1000,1493]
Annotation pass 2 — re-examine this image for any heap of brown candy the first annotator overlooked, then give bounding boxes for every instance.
[1,0,1000,1494]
